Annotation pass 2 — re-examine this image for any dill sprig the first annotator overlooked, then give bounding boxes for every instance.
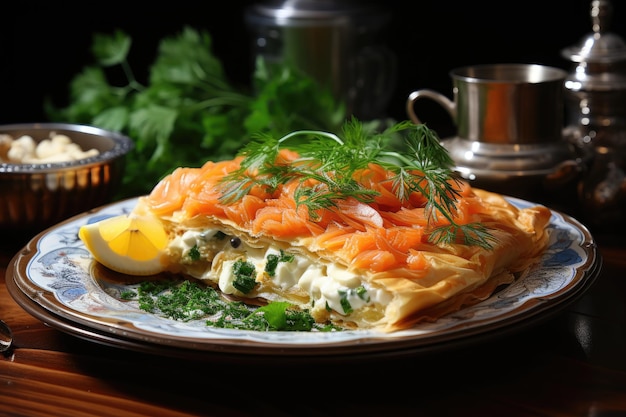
[219,117,496,249]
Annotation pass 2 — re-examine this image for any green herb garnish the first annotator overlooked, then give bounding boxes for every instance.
[264,250,295,277]
[187,245,201,262]
[232,259,257,294]
[337,286,371,315]
[219,118,496,249]
[338,290,354,315]
[355,286,370,302]
[120,290,136,300]
[127,279,339,332]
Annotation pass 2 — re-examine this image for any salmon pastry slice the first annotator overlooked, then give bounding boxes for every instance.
[80,120,552,332]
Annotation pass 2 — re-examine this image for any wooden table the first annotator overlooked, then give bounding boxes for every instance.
[1,231,626,417]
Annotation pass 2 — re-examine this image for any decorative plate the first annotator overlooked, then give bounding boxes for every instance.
[6,197,601,360]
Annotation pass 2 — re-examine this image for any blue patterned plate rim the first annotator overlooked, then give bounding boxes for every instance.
[6,196,600,357]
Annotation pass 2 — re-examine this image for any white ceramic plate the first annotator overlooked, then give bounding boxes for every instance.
[7,197,601,360]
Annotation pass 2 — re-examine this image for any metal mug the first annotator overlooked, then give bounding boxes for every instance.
[406,63,568,144]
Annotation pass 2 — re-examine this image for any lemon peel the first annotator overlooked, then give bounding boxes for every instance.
[79,213,169,276]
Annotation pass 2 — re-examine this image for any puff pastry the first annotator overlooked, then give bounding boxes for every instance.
[128,147,552,332]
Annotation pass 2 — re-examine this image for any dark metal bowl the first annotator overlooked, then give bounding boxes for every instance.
[0,123,133,240]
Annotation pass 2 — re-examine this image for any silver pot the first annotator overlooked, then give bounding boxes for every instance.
[562,0,626,231]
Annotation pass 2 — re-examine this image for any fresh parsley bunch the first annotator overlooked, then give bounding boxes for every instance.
[45,26,348,199]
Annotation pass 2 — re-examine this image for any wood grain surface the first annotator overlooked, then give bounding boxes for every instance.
[1,235,625,417]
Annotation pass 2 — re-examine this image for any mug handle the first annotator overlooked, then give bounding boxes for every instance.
[406,89,455,125]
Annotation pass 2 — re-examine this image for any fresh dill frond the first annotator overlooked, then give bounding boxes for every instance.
[219,132,290,204]
[236,131,281,173]
[428,223,498,249]
[217,117,496,249]
[292,178,380,220]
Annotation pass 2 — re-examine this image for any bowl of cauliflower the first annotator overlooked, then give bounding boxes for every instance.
[0,123,133,241]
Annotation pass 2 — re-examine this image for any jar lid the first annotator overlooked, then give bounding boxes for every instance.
[562,0,626,63]
[245,0,391,32]
[248,0,384,20]
[562,1,626,91]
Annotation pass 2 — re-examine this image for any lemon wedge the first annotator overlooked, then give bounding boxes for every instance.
[79,213,169,276]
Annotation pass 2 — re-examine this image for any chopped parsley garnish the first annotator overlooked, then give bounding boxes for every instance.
[265,250,295,277]
[187,245,201,261]
[232,259,258,294]
[355,286,370,302]
[122,278,340,332]
[338,286,370,314]
[120,289,136,300]
[339,290,353,314]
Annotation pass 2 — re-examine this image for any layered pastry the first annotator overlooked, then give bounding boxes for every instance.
[80,121,552,332]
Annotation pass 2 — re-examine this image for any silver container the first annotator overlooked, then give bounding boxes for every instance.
[408,64,568,145]
[0,123,133,238]
[407,64,581,201]
[245,0,396,120]
[562,0,626,231]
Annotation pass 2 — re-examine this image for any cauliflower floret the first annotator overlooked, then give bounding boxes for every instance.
[2,132,100,163]
[7,135,37,162]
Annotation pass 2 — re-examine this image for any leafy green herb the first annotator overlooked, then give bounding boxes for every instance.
[120,289,136,300]
[254,302,314,331]
[232,259,257,294]
[264,250,295,277]
[339,290,354,314]
[355,286,370,302]
[45,26,354,199]
[219,118,497,249]
[337,286,371,315]
[126,278,339,332]
[187,245,201,262]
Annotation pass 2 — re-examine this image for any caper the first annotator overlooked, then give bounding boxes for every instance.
[230,237,241,248]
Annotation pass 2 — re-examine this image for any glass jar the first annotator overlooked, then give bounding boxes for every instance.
[244,0,396,120]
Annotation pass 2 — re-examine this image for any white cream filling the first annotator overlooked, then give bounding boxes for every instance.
[166,228,392,316]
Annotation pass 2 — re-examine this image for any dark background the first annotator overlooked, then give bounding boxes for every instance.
[1,0,624,138]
